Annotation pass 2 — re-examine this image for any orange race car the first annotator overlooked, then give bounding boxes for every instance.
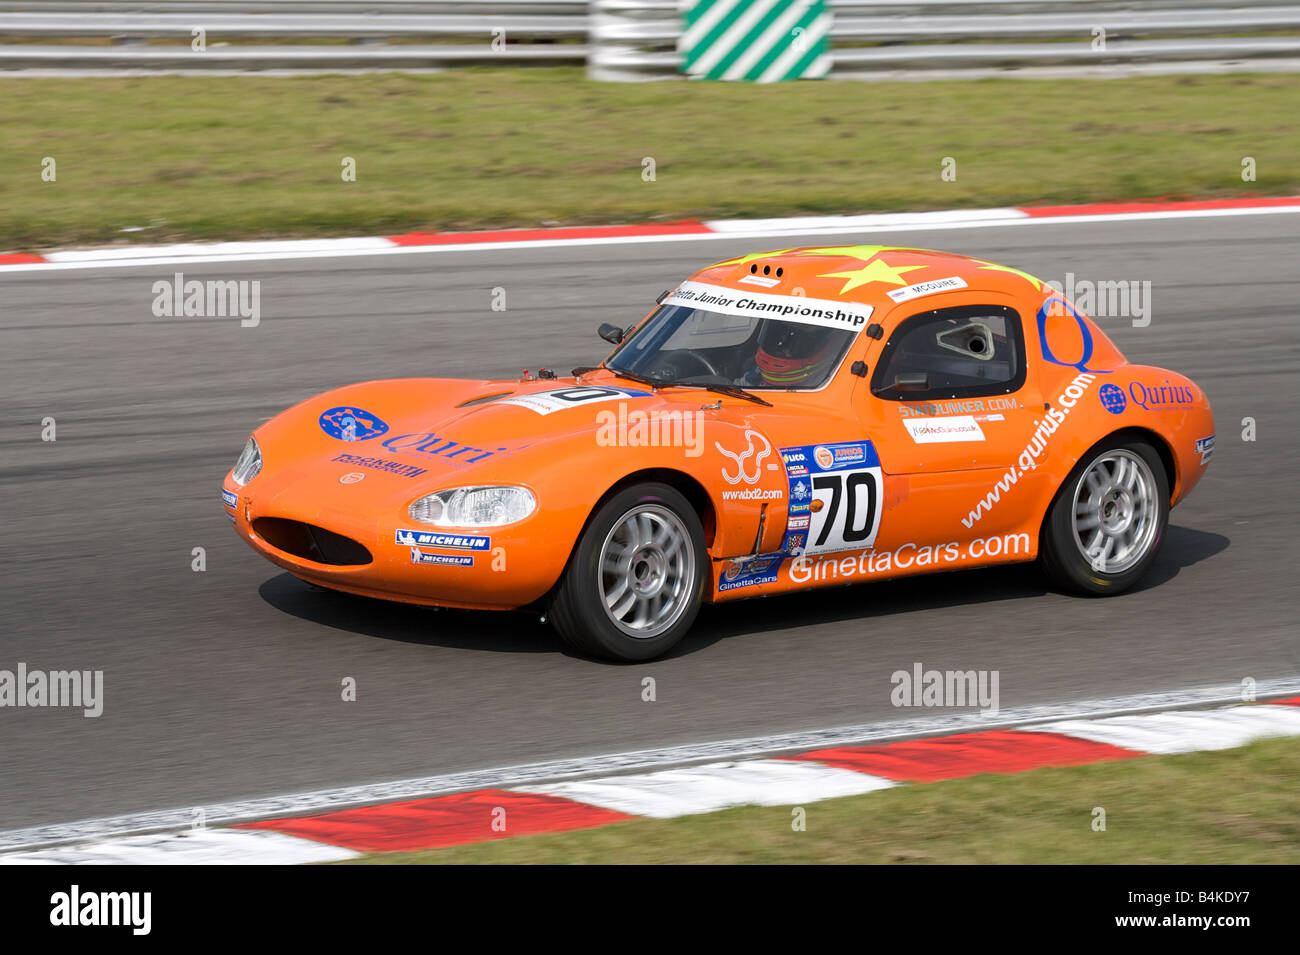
[224,246,1215,661]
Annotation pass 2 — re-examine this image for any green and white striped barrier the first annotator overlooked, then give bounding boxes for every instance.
[679,0,832,82]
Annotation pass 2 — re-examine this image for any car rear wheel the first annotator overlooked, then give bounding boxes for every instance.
[1040,435,1169,595]
[550,482,707,661]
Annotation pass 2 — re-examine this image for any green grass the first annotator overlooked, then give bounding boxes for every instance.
[1,70,1296,249]
[339,737,1300,864]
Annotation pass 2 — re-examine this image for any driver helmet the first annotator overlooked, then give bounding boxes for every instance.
[755,321,839,386]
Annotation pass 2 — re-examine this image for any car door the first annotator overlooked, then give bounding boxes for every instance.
[853,300,1048,546]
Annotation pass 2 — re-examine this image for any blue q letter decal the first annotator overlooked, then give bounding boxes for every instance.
[1036,298,1111,375]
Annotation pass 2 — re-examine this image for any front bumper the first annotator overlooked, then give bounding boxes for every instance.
[222,479,563,611]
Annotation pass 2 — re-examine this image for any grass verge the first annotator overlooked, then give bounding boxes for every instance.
[339,736,1300,864]
[0,70,1297,249]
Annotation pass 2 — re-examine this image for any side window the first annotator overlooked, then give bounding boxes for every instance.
[871,305,1025,401]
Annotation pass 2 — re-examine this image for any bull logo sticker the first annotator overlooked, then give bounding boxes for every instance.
[716,429,772,485]
[319,406,389,442]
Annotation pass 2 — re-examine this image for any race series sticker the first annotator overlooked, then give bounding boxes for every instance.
[664,280,874,332]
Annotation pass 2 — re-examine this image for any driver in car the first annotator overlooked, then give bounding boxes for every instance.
[742,321,841,388]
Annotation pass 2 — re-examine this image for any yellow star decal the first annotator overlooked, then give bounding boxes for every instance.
[819,257,926,294]
[792,245,899,261]
[976,261,1045,291]
[710,249,796,268]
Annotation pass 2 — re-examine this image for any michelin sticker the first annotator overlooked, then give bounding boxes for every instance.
[886,276,968,304]
[780,440,883,556]
[497,386,650,416]
[664,280,873,331]
[903,415,986,444]
[395,529,490,551]
[410,548,474,567]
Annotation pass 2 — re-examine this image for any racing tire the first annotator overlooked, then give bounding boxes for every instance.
[1040,435,1169,595]
[550,482,707,662]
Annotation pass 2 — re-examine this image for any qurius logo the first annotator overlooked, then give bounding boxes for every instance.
[319,406,389,442]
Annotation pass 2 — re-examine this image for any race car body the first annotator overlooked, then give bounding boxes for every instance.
[224,246,1214,660]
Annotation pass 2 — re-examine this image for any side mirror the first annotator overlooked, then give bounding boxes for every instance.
[598,322,625,345]
[893,372,930,392]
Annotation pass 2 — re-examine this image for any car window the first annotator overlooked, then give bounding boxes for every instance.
[871,305,1025,401]
[608,303,857,390]
[661,310,757,349]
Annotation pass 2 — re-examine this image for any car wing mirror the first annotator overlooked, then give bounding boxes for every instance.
[893,372,930,392]
[598,322,625,345]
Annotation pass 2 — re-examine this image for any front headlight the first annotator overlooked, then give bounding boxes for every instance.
[231,436,262,487]
[409,486,536,527]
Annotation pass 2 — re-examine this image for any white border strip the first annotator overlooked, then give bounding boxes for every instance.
[1,204,1297,275]
[1,678,1295,852]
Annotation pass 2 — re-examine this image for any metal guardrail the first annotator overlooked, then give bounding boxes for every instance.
[591,0,1300,80]
[0,0,1297,78]
[0,1,587,70]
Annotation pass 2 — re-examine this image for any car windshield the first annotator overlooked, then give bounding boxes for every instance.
[606,303,858,391]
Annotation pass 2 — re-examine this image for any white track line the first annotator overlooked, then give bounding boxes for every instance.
[1,205,1297,275]
[1,678,1296,852]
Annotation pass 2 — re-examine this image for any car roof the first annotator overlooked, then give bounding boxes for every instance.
[690,246,1050,312]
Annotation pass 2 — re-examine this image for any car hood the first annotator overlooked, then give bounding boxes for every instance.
[250,375,762,500]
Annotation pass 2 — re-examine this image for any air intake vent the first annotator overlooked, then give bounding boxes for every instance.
[253,518,372,566]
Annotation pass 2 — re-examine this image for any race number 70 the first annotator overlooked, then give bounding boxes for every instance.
[807,469,881,554]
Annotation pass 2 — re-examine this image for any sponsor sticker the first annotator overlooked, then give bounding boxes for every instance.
[331,453,428,479]
[885,276,968,304]
[221,488,238,509]
[716,429,777,486]
[1195,434,1215,464]
[319,406,389,441]
[380,432,507,464]
[738,274,782,288]
[718,555,784,592]
[395,529,490,551]
[1127,380,1196,410]
[496,386,650,416]
[339,472,365,484]
[899,396,1019,419]
[409,548,474,567]
[780,440,883,556]
[903,416,986,444]
[664,280,873,331]
[1098,383,1127,414]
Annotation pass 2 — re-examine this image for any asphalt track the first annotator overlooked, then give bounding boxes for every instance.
[1,214,1297,832]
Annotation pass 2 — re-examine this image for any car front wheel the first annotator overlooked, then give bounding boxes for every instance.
[550,482,707,661]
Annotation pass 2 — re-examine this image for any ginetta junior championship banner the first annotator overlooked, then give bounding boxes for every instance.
[679,0,832,82]
[664,280,872,329]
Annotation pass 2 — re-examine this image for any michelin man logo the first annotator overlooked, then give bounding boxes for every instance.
[716,430,772,485]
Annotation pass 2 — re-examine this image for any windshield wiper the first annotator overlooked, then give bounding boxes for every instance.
[603,367,665,389]
[604,366,772,406]
[694,382,772,406]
